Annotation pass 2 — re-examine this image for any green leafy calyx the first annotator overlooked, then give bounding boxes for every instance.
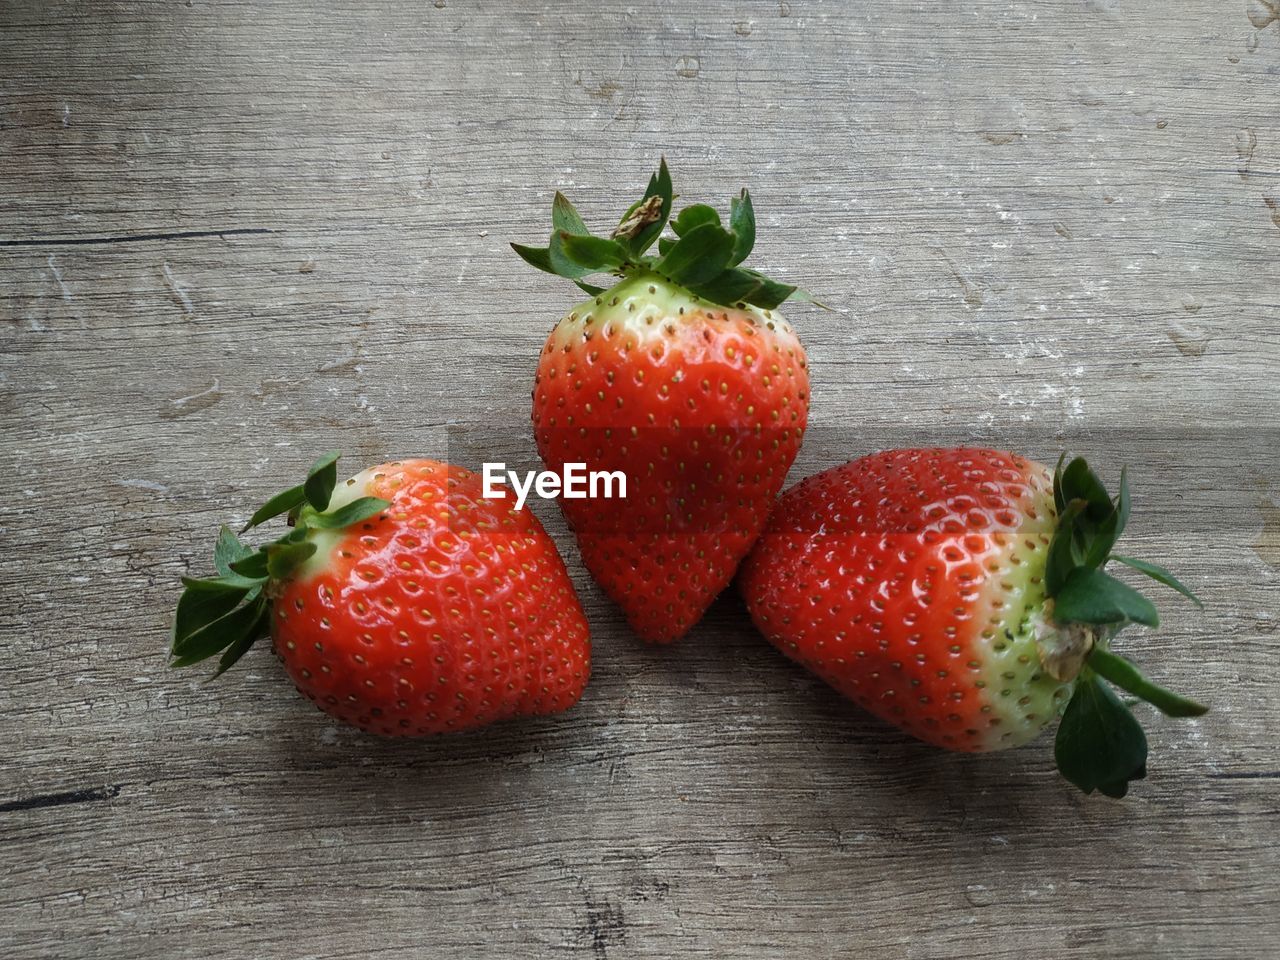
[1046,457,1207,798]
[170,451,390,678]
[512,159,821,310]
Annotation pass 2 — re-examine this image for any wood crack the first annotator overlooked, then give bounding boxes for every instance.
[0,228,274,248]
[0,783,123,813]
[1206,771,1280,781]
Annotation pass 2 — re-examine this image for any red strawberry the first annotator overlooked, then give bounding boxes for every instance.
[740,448,1206,796]
[514,161,814,642]
[172,453,591,735]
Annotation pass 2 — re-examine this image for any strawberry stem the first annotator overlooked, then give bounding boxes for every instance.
[1055,668,1148,798]
[511,159,822,311]
[171,452,390,678]
[1045,456,1208,796]
[1087,647,1208,718]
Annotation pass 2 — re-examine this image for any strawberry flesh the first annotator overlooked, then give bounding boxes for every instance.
[274,460,591,735]
[741,447,1070,752]
[534,274,809,642]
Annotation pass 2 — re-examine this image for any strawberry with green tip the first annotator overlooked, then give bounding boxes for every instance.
[739,448,1206,797]
[514,161,816,642]
[172,453,591,735]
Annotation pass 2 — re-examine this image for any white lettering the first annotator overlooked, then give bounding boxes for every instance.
[482,462,507,500]
[509,470,536,510]
[535,470,561,500]
[563,462,587,498]
[480,463,627,507]
[591,470,626,500]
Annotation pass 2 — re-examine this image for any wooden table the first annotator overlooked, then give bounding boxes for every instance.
[3,2,1277,956]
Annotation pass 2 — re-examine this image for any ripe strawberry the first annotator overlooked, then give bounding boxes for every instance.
[171,453,591,735]
[740,448,1206,796]
[514,161,814,642]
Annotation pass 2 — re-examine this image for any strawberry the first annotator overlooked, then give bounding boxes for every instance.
[739,448,1207,796]
[171,453,591,735]
[513,161,814,642]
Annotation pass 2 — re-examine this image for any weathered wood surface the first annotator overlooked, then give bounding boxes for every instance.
[2,1,1278,957]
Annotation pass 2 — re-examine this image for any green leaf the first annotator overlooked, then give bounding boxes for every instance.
[211,602,271,679]
[303,450,341,511]
[551,191,589,237]
[689,267,764,307]
[1045,499,1086,596]
[1085,469,1130,569]
[213,525,253,577]
[179,574,254,594]
[1110,555,1202,607]
[1054,567,1159,628]
[174,579,249,646]
[672,204,721,237]
[169,650,217,669]
[557,232,627,272]
[171,594,266,662]
[1061,457,1112,522]
[628,158,673,255]
[265,540,318,579]
[1053,452,1068,514]
[738,269,797,310]
[548,228,591,279]
[687,266,798,311]
[241,484,306,532]
[229,551,269,579]
[1114,467,1131,537]
[308,496,390,530]
[279,525,311,544]
[511,242,555,274]
[181,571,262,592]
[1055,670,1148,797]
[1088,647,1208,717]
[728,189,755,265]
[784,286,832,310]
[656,222,736,287]
[574,280,607,297]
[657,236,675,257]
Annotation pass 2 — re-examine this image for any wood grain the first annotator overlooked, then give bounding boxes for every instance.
[2,1,1277,957]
